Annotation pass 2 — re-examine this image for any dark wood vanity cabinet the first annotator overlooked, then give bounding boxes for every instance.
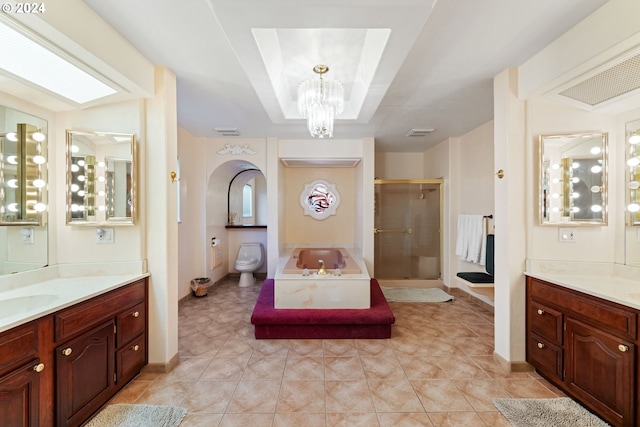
[54,278,148,427]
[0,277,148,427]
[526,276,638,427]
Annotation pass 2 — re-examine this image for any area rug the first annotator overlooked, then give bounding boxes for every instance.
[492,397,611,427]
[84,404,187,427]
[381,287,454,302]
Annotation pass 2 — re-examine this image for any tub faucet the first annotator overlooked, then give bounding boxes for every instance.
[317,259,328,275]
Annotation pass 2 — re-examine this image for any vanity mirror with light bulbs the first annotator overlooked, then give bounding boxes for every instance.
[66,130,136,225]
[625,119,640,267]
[539,132,608,225]
[0,105,48,274]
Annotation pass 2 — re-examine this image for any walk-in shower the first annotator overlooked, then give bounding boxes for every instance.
[374,179,442,279]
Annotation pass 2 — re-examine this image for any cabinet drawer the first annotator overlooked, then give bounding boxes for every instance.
[527,333,563,380]
[116,334,145,384]
[0,322,38,376]
[528,278,637,340]
[528,301,563,345]
[116,302,145,348]
[55,280,146,342]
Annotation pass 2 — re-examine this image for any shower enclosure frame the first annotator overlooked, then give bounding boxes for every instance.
[373,179,443,280]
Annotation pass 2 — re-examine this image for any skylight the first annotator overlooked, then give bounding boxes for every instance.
[0,21,117,104]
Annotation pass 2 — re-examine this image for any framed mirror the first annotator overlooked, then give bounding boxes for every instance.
[66,130,136,225]
[0,105,48,274]
[625,119,640,267]
[0,107,48,226]
[539,132,607,225]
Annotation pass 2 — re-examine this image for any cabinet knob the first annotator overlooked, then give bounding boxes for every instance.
[537,342,545,349]
[618,344,629,352]
[537,309,544,315]
[33,363,45,373]
[62,347,73,356]
[132,311,140,318]
[131,344,139,351]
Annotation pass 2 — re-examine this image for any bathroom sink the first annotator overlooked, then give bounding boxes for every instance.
[0,294,59,319]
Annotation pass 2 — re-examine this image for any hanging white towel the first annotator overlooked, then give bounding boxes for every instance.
[455,214,486,264]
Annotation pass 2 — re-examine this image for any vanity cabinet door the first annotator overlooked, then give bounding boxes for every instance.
[0,360,42,427]
[565,318,635,427]
[56,321,115,427]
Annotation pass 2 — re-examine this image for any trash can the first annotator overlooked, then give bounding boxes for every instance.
[191,277,212,297]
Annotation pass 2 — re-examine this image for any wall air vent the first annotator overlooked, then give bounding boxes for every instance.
[405,128,435,137]
[280,158,361,168]
[214,127,240,136]
[555,52,640,108]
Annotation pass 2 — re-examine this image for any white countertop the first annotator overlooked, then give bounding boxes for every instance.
[0,262,148,334]
[525,260,640,310]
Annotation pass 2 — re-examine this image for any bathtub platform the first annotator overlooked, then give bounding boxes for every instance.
[251,278,395,339]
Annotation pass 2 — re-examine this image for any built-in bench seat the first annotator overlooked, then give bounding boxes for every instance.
[456,234,494,297]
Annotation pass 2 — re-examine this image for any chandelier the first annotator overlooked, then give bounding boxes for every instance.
[297,65,344,138]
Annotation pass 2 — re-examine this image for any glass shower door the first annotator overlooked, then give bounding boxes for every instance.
[374,180,442,279]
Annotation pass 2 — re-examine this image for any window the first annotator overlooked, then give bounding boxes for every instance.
[242,184,253,218]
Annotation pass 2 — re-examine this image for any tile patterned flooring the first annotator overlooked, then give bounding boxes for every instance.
[108,279,565,426]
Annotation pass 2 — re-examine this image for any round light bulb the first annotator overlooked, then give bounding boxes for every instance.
[77,160,85,167]
[98,176,105,182]
[7,179,18,188]
[32,179,46,188]
[32,132,45,142]
[628,181,640,190]
[628,158,640,167]
[571,207,580,213]
[629,134,640,145]
[71,145,80,153]
[32,155,46,165]
[551,193,560,199]
[98,190,105,197]
[551,207,560,213]
[98,161,105,168]
[6,132,17,142]
[8,203,18,212]
[591,186,602,193]
[571,192,580,199]
[98,205,106,211]
[590,165,602,173]
[572,162,580,169]
[6,155,17,165]
[591,205,602,213]
[34,203,46,212]
[551,178,560,184]
[551,163,560,170]
[590,146,601,155]
[571,177,579,183]
[71,184,80,192]
[77,175,85,182]
[71,164,80,173]
[628,203,640,213]
[71,204,79,212]
[77,190,85,197]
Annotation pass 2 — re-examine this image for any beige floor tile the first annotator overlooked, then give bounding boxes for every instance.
[283,356,324,380]
[274,412,327,427]
[276,380,325,413]
[360,355,406,380]
[325,380,375,412]
[323,339,359,357]
[219,413,275,427]
[289,339,325,357]
[355,339,395,356]
[477,411,512,427]
[324,356,366,380]
[411,380,475,412]
[180,413,224,427]
[367,378,424,412]
[200,355,250,381]
[242,356,287,380]
[133,380,194,406]
[378,412,434,427]
[226,379,281,413]
[451,379,512,411]
[326,412,380,427]
[181,380,237,413]
[427,411,490,427]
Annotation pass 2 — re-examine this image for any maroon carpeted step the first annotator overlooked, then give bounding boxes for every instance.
[251,278,395,339]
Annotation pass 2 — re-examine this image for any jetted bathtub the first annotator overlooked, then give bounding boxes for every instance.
[275,247,370,309]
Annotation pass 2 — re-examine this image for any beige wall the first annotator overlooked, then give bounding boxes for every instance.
[284,167,356,246]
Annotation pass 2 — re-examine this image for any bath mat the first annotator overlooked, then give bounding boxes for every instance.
[84,404,187,427]
[492,397,611,427]
[381,287,453,302]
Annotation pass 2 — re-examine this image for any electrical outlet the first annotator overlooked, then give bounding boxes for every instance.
[96,228,114,244]
[558,227,576,243]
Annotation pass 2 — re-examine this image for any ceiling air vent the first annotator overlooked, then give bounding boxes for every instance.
[405,128,435,137]
[556,52,640,107]
[214,127,240,136]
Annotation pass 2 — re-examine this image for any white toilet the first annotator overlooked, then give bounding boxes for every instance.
[235,243,264,287]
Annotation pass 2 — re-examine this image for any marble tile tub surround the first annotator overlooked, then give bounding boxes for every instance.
[525,259,640,310]
[0,261,148,333]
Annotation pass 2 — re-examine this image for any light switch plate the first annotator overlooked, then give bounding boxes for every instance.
[558,227,576,243]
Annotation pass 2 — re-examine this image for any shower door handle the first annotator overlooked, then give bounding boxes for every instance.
[374,228,412,234]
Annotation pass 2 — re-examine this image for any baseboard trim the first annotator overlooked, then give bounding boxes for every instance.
[143,352,180,374]
[493,351,533,372]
